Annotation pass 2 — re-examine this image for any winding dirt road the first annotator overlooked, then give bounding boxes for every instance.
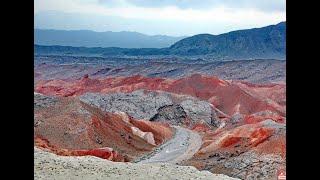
[135,126,202,164]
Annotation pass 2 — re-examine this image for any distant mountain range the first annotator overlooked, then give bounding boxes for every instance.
[35,22,286,60]
[34,29,186,48]
[169,22,286,59]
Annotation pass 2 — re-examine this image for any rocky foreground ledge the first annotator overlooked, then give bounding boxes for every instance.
[34,147,239,180]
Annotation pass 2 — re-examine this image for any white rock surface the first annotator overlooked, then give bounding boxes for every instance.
[131,126,156,145]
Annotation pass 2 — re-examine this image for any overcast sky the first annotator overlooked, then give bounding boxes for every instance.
[34,0,286,36]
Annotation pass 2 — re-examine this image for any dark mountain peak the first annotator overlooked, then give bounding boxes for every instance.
[276,21,286,26]
[169,21,286,59]
[193,33,215,37]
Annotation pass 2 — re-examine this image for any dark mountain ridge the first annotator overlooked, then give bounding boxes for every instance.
[169,22,285,59]
[35,29,186,48]
[35,22,286,60]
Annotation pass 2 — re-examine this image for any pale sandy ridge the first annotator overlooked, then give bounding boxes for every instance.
[35,147,239,180]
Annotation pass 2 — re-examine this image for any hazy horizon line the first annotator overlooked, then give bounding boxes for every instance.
[35,20,285,37]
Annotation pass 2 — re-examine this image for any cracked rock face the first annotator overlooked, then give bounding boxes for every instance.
[183,150,285,180]
[80,90,173,120]
[80,90,219,126]
[34,92,58,110]
[223,151,285,180]
[150,104,187,125]
[180,99,218,125]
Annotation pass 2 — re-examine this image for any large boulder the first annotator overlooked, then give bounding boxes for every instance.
[180,99,218,125]
[150,104,187,125]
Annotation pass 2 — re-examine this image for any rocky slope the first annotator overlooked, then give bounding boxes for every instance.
[79,90,219,127]
[34,93,173,161]
[169,22,285,59]
[34,67,285,179]
[35,74,285,118]
[35,147,239,180]
[182,119,286,179]
[35,56,286,83]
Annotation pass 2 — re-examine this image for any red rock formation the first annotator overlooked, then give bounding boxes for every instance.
[220,137,243,148]
[130,120,173,145]
[191,123,212,132]
[34,72,285,180]
[35,137,125,161]
[34,95,173,161]
[196,120,284,157]
[244,112,285,124]
[35,74,286,119]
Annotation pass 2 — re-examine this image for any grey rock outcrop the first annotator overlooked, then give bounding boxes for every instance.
[150,104,187,125]
[34,92,58,109]
[223,151,285,180]
[80,90,173,120]
[80,90,220,126]
[230,113,244,124]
